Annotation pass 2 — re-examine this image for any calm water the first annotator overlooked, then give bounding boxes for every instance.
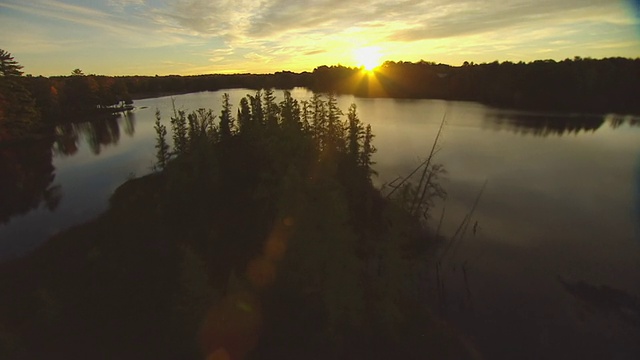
[1,88,640,357]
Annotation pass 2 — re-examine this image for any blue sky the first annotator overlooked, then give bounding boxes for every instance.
[1,0,639,76]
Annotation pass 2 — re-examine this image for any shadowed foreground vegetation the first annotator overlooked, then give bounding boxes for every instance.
[0,91,475,359]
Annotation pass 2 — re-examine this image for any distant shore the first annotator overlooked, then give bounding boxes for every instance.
[130,90,202,100]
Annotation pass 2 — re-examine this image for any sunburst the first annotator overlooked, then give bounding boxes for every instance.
[353,46,382,71]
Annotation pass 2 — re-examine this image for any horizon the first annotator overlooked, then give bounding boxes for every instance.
[1,0,640,77]
[13,56,640,78]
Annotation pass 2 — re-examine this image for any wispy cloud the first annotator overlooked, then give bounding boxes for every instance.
[386,0,629,42]
[207,48,236,62]
[244,52,274,63]
[144,0,638,71]
[0,0,186,48]
[1,0,638,75]
[147,0,263,39]
[108,0,145,9]
[149,0,634,44]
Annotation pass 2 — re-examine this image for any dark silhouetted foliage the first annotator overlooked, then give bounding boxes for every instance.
[0,49,24,77]
[0,91,471,360]
[1,53,637,146]
[0,49,42,143]
[307,58,640,114]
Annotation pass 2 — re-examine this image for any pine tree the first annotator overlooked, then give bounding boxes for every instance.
[326,94,341,133]
[0,49,24,77]
[154,109,170,170]
[170,99,188,154]
[310,93,326,150]
[279,90,300,131]
[248,90,263,125]
[300,100,311,132]
[347,104,364,161]
[0,49,39,141]
[361,124,376,177]
[263,88,278,127]
[237,97,252,134]
[219,93,234,140]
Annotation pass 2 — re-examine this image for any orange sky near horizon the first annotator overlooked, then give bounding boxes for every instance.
[1,0,639,76]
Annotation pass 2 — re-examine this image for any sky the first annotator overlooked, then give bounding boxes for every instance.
[1,0,639,76]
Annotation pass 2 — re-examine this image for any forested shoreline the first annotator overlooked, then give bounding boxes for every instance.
[36,57,640,116]
[2,50,640,145]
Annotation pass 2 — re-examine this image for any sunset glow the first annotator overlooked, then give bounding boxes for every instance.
[0,0,638,75]
[354,47,383,71]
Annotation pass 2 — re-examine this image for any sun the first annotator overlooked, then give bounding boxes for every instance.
[353,46,382,71]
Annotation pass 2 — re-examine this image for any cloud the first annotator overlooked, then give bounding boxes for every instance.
[108,0,145,11]
[40,0,108,18]
[144,0,637,65]
[385,0,624,42]
[148,0,262,39]
[172,0,629,44]
[2,0,638,75]
[244,52,273,63]
[207,48,236,62]
[109,0,145,6]
[146,0,428,43]
[0,0,187,49]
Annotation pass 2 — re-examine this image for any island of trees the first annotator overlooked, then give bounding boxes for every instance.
[0,88,474,359]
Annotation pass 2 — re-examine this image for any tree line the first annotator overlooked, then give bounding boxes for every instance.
[310,57,640,113]
[41,57,640,115]
[3,47,639,143]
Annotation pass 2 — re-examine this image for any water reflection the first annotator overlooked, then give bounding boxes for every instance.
[606,113,640,129]
[53,113,136,156]
[53,123,79,156]
[484,111,640,137]
[2,112,137,228]
[483,111,605,137]
[123,111,136,137]
[0,140,60,224]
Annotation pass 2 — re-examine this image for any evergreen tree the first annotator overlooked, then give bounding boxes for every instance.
[154,109,170,170]
[310,93,326,150]
[300,100,311,132]
[170,99,188,154]
[237,97,252,134]
[248,90,263,125]
[0,49,39,142]
[326,93,343,141]
[361,124,376,176]
[347,104,364,161]
[219,93,234,140]
[0,49,24,77]
[263,88,278,127]
[279,90,300,131]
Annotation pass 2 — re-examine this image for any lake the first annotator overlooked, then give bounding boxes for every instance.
[1,88,640,358]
